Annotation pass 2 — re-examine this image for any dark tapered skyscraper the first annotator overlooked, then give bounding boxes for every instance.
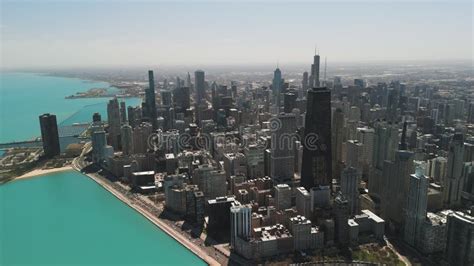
[195,70,205,105]
[146,70,158,129]
[300,87,332,191]
[107,97,121,150]
[272,68,282,106]
[310,53,320,88]
[39,113,60,158]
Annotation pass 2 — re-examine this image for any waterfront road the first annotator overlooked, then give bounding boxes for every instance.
[72,144,223,265]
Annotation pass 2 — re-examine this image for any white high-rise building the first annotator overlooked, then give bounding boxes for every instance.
[230,202,252,248]
[404,166,429,247]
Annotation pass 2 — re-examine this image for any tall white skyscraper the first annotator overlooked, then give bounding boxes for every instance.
[404,166,429,247]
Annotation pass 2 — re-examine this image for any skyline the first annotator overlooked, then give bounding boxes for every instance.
[1,1,472,69]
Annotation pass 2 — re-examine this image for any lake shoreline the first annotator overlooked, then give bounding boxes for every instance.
[71,160,219,265]
[14,165,73,181]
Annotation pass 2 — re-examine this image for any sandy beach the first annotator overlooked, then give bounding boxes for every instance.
[14,166,73,181]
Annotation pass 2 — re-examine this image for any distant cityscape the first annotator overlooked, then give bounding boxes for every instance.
[13,50,469,265]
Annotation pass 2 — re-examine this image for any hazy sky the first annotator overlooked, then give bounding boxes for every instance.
[1,1,472,69]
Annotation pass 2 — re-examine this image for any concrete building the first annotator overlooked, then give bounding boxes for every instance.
[295,187,311,218]
[223,152,247,178]
[289,215,323,250]
[130,171,155,190]
[120,123,133,155]
[270,113,296,183]
[340,167,360,216]
[444,210,474,265]
[404,167,429,247]
[346,140,362,170]
[461,162,474,206]
[244,144,265,179]
[348,209,385,243]
[417,211,448,254]
[132,122,153,154]
[382,150,414,226]
[193,164,227,200]
[274,184,291,210]
[444,133,465,207]
[332,108,344,179]
[230,202,252,248]
[369,121,399,199]
[166,185,187,214]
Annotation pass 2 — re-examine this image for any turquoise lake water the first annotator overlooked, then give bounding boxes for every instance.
[0,171,205,265]
[0,72,141,143]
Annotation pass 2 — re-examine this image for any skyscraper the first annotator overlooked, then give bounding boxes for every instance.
[121,123,133,156]
[332,108,344,179]
[91,125,107,164]
[444,211,474,265]
[382,150,414,225]
[173,86,191,112]
[301,87,332,191]
[107,97,121,150]
[230,202,252,248]
[120,101,127,123]
[92,112,102,123]
[39,113,60,158]
[146,70,158,130]
[309,52,320,88]
[270,113,297,183]
[283,92,297,113]
[404,166,429,247]
[340,167,360,216]
[186,72,193,89]
[369,121,399,199]
[444,133,465,207]
[301,71,309,97]
[272,68,282,106]
[195,70,205,105]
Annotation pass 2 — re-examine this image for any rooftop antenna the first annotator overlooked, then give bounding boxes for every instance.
[315,44,317,55]
[277,59,279,69]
